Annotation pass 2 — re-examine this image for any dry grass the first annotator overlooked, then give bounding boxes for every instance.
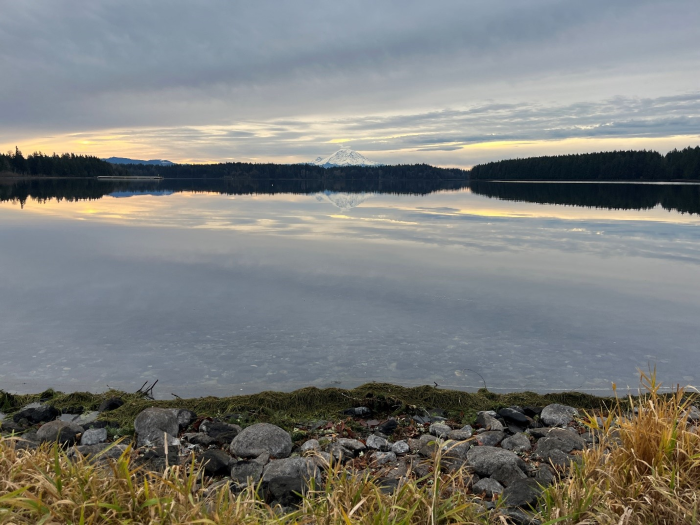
[538,370,700,524]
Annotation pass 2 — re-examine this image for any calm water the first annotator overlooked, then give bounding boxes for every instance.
[1,178,699,398]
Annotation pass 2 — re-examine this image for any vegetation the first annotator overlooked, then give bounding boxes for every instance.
[0,148,122,178]
[470,147,700,181]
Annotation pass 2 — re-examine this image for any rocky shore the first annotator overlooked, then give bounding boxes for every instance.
[2,383,698,524]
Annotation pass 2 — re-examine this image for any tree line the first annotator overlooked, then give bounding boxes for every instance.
[0,148,125,178]
[470,147,700,181]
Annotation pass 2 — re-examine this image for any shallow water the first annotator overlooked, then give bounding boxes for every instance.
[0,179,699,398]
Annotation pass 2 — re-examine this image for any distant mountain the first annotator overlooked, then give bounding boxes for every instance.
[104,157,174,166]
[310,147,380,168]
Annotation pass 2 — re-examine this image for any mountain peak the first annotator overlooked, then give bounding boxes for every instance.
[311,147,379,168]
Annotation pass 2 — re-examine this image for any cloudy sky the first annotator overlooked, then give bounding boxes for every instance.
[1,0,699,167]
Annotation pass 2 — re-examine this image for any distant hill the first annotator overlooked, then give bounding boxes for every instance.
[310,147,380,168]
[104,157,174,166]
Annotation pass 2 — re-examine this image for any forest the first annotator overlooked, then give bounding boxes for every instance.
[470,147,700,181]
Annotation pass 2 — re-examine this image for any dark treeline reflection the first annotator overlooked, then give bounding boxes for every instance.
[0,177,470,207]
[470,181,700,215]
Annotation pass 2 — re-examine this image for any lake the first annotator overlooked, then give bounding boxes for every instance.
[1,178,699,398]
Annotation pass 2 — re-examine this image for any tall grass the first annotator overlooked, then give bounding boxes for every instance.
[539,370,700,524]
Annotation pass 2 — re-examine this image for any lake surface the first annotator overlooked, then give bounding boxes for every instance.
[1,178,699,398]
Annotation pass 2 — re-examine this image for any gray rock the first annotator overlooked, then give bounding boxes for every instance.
[73,411,100,427]
[230,460,264,486]
[37,421,83,445]
[476,411,505,431]
[502,478,544,509]
[202,449,232,476]
[69,443,128,461]
[533,465,556,486]
[329,444,354,462]
[535,435,583,457]
[229,423,292,459]
[0,412,5,422]
[466,446,528,487]
[391,440,410,455]
[371,451,397,466]
[262,457,321,486]
[501,433,531,452]
[429,422,451,438]
[343,407,371,417]
[366,434,391,451]
[201,421,241,444]
[266,476,305,505]
[183,432,217,447]
[441,440,471,460]
[498,407,532,428]
[336,438,366,453]
[300,439,320,454]
[528,427,585,450]
[534,447,575,468]
[684,406,700,423]
[13,403,59,424]
[134,408,179,448]
[499,508,542,525]
[447,425,473,441]
[171,409,197,430]
[475,431,506,447]
[540,404,578,427]
[98,397,124,412]
[472,477,504,498]
[80,427,107,446]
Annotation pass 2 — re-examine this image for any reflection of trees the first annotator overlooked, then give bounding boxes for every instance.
[469,181,700,216]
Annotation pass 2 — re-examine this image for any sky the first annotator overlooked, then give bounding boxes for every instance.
[1,0,699,168]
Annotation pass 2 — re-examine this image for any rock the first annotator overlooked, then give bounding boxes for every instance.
[366,434,391,451]
[266,476,305,505]
[475,431,506,447]
[535,434,584,456]
[98,397,124,412]
[391,440,410,455]
[540,404,578,427]
[441,440,471,461]
[534,446,575,468]
[476,411,505,431]
[183,432,217,447]
[472,477,504,498]
[502,478,544,509]
[0,412,5,422]
[376,419,398,435]
[73,411,100,427]
[229,423,292,459]
[523,406,543,418]
[1,420,26,434]
[262,457,321,486]
[371,451,397,466]
[499,508,542,525]
[412,415,431,425]
[376,477,401,495]
[684,406,700,423]
[499,407,532,427]
[466,447,528,487]
[300,439,320,454]
[69,443,129,461]
[447,425,473,441]
[501,433,531,452]
[13,403,59,424]
[36,421,83,445]
[80,427,107,446]
[201,449,232,476]
[429,422,451,438]
[343,407,371,417]
[230,460,264,486]
[336,438,366,453]
[134,408,179,448]
[328,444,354,462]
[253,451,270,465]
[171,409,197,430]
[534,464,556,486]
[528,427,585,450]
[201,421,241,444]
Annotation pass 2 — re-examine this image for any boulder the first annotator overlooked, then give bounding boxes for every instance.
[475,431,506,447]
[429,422,451,438]
[134,408,179,447]
[201,449,231,476]
[371,451,397,466]
[230,423,292,459]
[376,419,398,435]
[98,397,124,412]
[336,438,366,453]
[476,411,505,431]
[72,411,100,427]
[499,407,532,427]
[501,433,531,452]
[80,427,107,446]
[230,460,264,486]
[262,457,322,499]
[266,476,305,506]
[13,403,59,425]
[502,478,544,509]
[183,432,217,447]
[466,446,528,487]
[540,404,578,427]
[69,443,128,461]
[171,409,197,430]
[472,477,504,498]
[37,421,83,445]
[200,421,241,444]
[447,425,473,441]
[300,439,320,454]
[391,440,410,455]
[366,434,391,451]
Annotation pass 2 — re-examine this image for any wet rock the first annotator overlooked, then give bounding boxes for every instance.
[502,478,544,509]
[300,439,320,454]
[371,451,397,466]
[134,408,179,447]
[202,449,232,476]
[501,433,531,452]
[80,427,107,446]
[540,404,578,427]
[476,411,505,431]
[391,440,410,455]
[366,434,391,451]
[230,460,264,486]
[376,419,398,435]
[98,397,124,412]
[429,422,451,438]
[475,431,506,447]
[472,477,504,498]
[229,423,292,459]
[13,403,59,425]
[37,421,83,445]
[466,446,528,487]
[201,421,241,444]
[447,425,473,441]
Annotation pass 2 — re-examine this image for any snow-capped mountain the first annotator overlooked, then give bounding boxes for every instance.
[311,147,380,168]
[315,191,374,211]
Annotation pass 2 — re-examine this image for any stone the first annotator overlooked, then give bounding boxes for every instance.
[202,449,232,476]
[336,438,366,453]
[535,435,583,456]
[1,420,25,434]
[371,451,397,466]
[13,404,59,425]
[476,411,505,431]
[376,477,401,495]
[73,411,100,427]
[0,412,5,422]
[201,421,241,444]
[229,423,292,459]
[501,433,531,452]
[80,427,107,446]
[429,422,451,438]
[171,409,197,430]
[528,427,585,450]
[502,478,544,509]
[262,457,321,486]
[441,440,471,461]
[183,432,217,447]
[475,431,506,447]
[134,408,179,448]
[266,476,305,505]
[98,397,124,412]
[534,447,574,468]
[343,407,371,417]
[684,406,700,423]
[300,439,320,454]
[472,477,504,499]
[466,447,528,487]
[447,425,473,441]
[69,443,129,462]
[533,465,556,486]
[540,404,578,427]
[391,440,410,455]
[366,434,391,451]
[230,459,264,485]
[499,508,542,525]
[499,407,532,427]
[376,419,398,435]
[328,444,354,462]
[36,421,83,445]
